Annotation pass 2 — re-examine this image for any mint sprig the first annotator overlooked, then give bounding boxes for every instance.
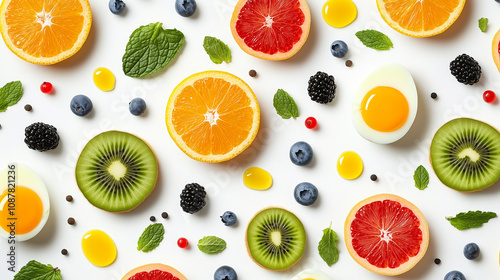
[137,223,164,252]
[479,18,488,33]
[446,211,497,230]
[122,22,184,78]
[197,236,226,254]
[14,260,61,280]
[413,165,429,190]
[0,81,23,112]
[318,223,339,266]
[355,30,393,51]
[203,36,231,64]
[273,89,299,119]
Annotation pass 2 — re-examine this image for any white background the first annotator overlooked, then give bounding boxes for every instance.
[1,0,500,279]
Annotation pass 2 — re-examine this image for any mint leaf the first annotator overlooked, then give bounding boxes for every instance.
[122,22,184,78]
[137,223,164,252]
[203,36,231,64]
[355,30,393,51]
[0,81,23,112]
[318,223,339,266]
[446,211,497,230]
[413,165,429,190]
[273,89,299,119]
[14,260,61,280]
[479,18,488,32]
[197,236,226,254]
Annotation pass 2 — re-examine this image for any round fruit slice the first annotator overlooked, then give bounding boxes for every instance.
[246,207,306,271]
[165,71,260,163]
[230,0,311,60]
[345,194,429,276]
[430,118,500,192]
[376,0,466,37]
[0,0,92,65]
[492,29,500,73]
[121,263,187,280]
[75,131,158,213]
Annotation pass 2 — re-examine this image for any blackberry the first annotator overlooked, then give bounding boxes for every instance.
[449,54,481,85]
[180,183,206,214]
[308,71,336,104]
[24,122,60,151]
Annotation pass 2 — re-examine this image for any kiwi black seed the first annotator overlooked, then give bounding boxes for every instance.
[246,207,306,271]
[430,118,500,192]
[75,131,158,212]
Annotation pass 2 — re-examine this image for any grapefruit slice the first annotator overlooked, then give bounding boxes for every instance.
[344,194,429,276]
[493,29,500,73]
[230,0,311,60]
[121,263,187,280]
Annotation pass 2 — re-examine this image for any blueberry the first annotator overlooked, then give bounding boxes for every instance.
[289,141,313,166]
[70,95,93,116]
[221,211,237,226]
[109,0,126,15]
[444,270,466,280]
[330,40,348,58]
[294,182,318,206]
[175,0,197,17]
[129,98,146,116]
[463,242,480,260]
[214,265,237,280]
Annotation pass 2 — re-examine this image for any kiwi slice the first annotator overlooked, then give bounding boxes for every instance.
[75,131,158,212]
[430,118,500,192]
[245,207,306,271]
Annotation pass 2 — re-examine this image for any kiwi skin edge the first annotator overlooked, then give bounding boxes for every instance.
[245,207,306,271]
[74,130,159,213]
[429,118,500,193]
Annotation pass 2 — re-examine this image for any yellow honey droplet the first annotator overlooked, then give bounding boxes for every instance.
[337,151,363,180]
[93,67,115,91]
[81,229,117,267]
[322,0,358,28]
[243,167,273,190]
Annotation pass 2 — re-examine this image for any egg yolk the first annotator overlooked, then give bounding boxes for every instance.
[361,86,409,132]
[93,67,115,91]
[82,229,117,267]
[243,167,273,190]
[322,0,358,28]
[337,151,363,180]
[0,186,43,235]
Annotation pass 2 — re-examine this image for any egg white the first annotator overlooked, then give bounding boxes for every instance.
[352,64,418,144]
[291,269,332,280]
[0,164,50,241]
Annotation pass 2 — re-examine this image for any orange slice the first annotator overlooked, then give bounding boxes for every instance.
[0,0,92,65]
[165,71,260,163]
[376,0,466,38]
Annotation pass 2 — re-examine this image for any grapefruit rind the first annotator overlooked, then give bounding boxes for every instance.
[121,263,187,280]
[230,0,311,61]
[344,194,429,276]
[493,29,500,73]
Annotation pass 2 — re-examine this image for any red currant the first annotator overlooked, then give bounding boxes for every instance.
[40,82,53,94]
[483,90,496,103]
[177,237,188,248]
[305,117,317,129]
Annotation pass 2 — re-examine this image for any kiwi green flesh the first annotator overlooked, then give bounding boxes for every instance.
[246,208,306,271]
[430,118,500,192]
[75,131,158,212]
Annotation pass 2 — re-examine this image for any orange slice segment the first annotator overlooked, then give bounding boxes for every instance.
[0,0,92,65]
[376,0,466,38]
[166,71,260,163]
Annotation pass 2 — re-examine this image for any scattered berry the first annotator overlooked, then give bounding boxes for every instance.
[249,69,257,77]
[24,122,60,152]
[129,97,146,116]
[177,237,188,248]
[61,249,68,255]
[221,211,237,226]
[214,265,237,280]
[444,270,466,280]
[463,242,480,260]
[40,82,53,94]
[175,0,197,17]
[434,258,441,265]
[330,40,348,58]
[180,183,206,214]
[66,195,73,202]
[149,216,156,222]
[370,174,378,181]
[305,117,317,129]
[161,212,169,219]
[345,60,353,67]
[294,182,318,206]
[449,54,481,85]
[109,0,126,14]
[70,95,93,117]
[483,90,496,103]
[289,141,313,166]
[24,104,32,111]
[308,71,336,104]
[67,217,75,225]
[431,92,438,99]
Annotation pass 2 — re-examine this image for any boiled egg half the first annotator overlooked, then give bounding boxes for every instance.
[291,269,331,280]
[0,164,50,241]
[352,64,418,144]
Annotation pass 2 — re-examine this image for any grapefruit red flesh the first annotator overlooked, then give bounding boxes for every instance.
[493,29,500,73]
[345,194,429,276]
[121,263,187,280]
